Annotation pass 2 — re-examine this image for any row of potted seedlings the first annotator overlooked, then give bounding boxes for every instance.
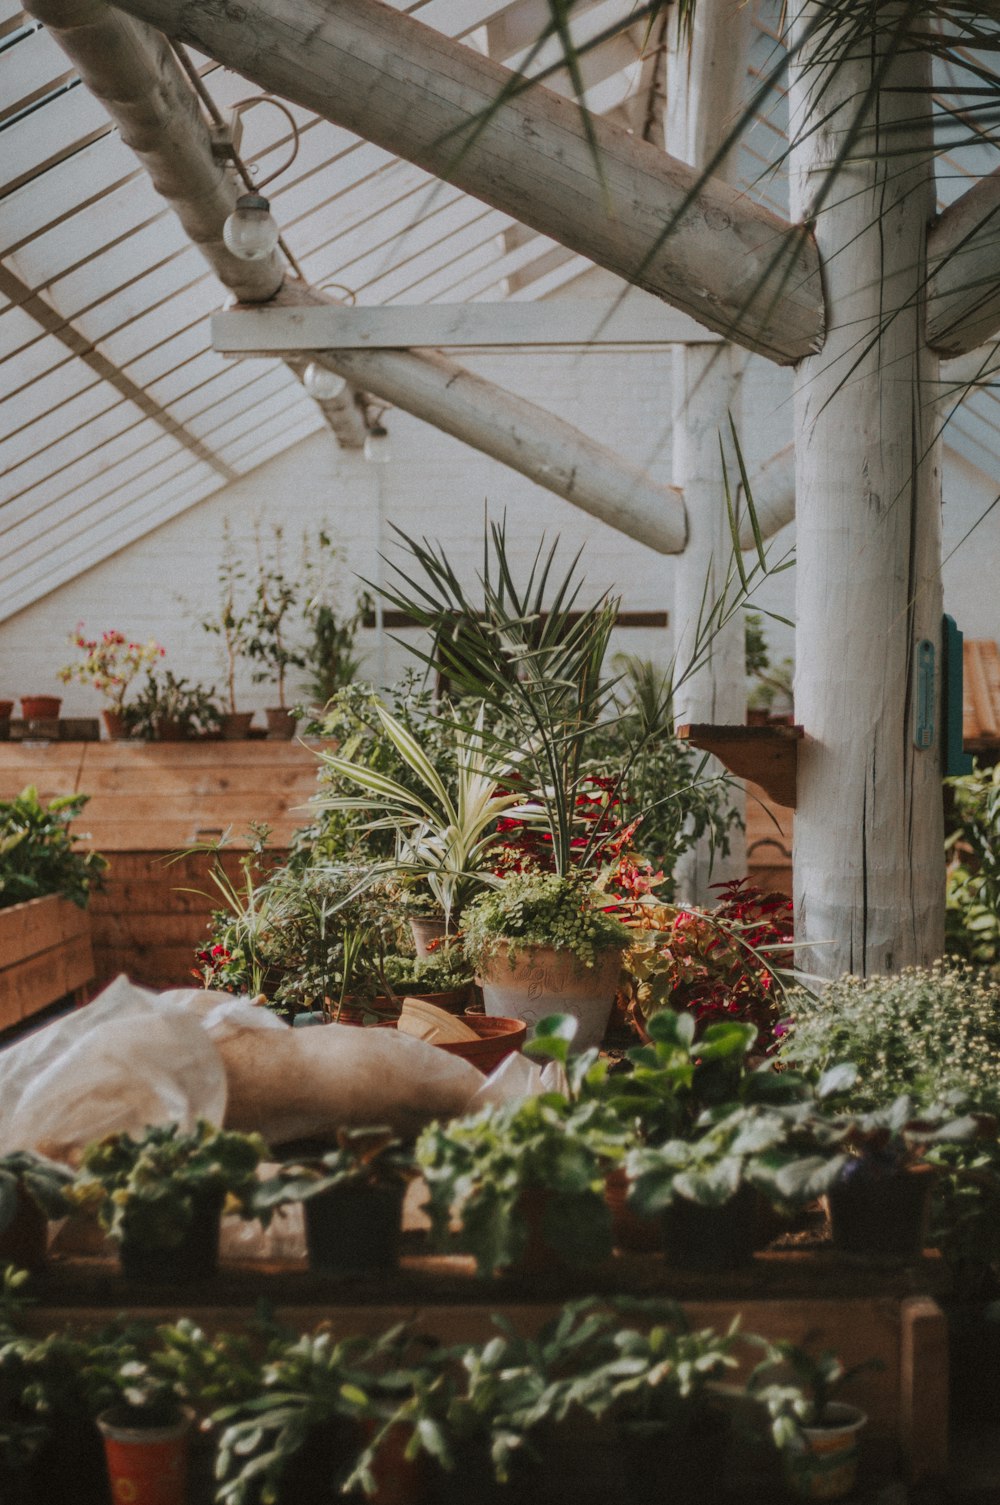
[0,1264,871,1505]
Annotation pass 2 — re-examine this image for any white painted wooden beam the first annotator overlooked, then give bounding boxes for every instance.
[102,0,826,365]
[927,168,1000,357]
[737,444,795,549]
[267,284,688,555]
[211,296,721,353]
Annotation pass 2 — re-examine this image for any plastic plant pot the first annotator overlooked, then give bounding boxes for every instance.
[827,1159,934,1259]
[117,1190,224,1283]
[661,1184,758,1272]
[781,1403,867,1501]
[303,1180,405,1276]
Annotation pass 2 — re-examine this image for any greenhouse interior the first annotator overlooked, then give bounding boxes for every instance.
[1,0,1000,1500]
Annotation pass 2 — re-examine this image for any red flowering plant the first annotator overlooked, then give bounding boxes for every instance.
[618,879,794,1052]
[57,627,165,714]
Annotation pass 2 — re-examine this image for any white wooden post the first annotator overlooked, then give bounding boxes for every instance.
[789,9,944,975]
[667,0,749,901]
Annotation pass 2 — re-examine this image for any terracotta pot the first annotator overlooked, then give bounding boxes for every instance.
[20,695,61,720]
[405,985,471,1015]
[102,708,128,739]
[409,914,448,957]
[0,700,13,720]
[266,706,296,739]
[219,710,255,740]
[154,716,187,742]
[478,943,621,1052]
[0,1180,49,1272]
[98,1407,192,1505]
[746,707,770,726]
[781,1403,867,1501]
[434,1013,527,1074]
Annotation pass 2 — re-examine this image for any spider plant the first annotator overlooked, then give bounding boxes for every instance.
[313,701,522,933]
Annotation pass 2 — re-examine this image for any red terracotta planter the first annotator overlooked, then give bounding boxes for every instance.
[98,1408,192,1505]
[20,695,62,719]
[435,1013,527,1074]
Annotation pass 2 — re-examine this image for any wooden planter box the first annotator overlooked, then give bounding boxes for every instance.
[0,894,94,1031]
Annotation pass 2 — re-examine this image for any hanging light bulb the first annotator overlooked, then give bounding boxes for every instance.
[223,192,280,261]
[363,423,391,463]
[303,361,347,401]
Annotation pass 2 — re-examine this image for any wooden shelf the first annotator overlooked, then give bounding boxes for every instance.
[676,723,803,808]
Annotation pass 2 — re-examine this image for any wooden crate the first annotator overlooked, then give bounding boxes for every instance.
[0,743,324,990]
[0,894,94,1030]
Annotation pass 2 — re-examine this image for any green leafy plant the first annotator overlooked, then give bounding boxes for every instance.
[201,521,255,716]
[462,869,631,972]
[381,947,473,996]
[300,530,371,706]
[0,1154,73,1239]
[125,670,223,739]
[778,962,1000,1115]
[244,525,305,711]
[254,1129,413,1223]
[946,760,1000,967]
[0,785,106,910]
[748,1337,882,1446]
[72,1121,265,1254]
[314,701,520,932]
[416,1091,623,1276]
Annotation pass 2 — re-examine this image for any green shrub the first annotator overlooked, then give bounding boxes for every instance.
[0,785,106,911]
[778,962,1000,1113]
[946,761,1000,967]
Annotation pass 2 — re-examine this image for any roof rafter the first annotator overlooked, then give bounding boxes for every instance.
[0,261,238,481]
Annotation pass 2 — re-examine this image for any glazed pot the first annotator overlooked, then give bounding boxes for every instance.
[781,1403,867,1501]
[302,1180,405,1276]
[117,1189,224,1282]
[98,1406,193,1505]
[20,695,61,720]
[478,943,621,1052]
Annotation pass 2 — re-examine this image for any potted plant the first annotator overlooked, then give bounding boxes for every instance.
[0,1152,74,1272]
[749,1339,881,1501]
[416,1089,622,1278]
[71,1120,266,1282]
[315,701,520,941]
[244,525,305,737]
[212,1326,425,1505]
[123,670,223,741]
[19,695,62,722]
[461,869,631,1051]
[619,879,794,1053]
[255,1128,414,1276]
[201,524,257,739]
[0,785,105,1027]
[381,947,474,1014]
[96,1358,192,1505]
[822,1094,982,1259]
[300,530,371,709]
[56,626,165,739]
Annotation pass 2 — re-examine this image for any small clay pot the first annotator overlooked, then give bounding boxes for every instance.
[219,711,255,740]
[102,708,128,739]
[265,706,296,739]
[98,1407,192,1505]
[20,695,62,720]
[434,1013,526,1074]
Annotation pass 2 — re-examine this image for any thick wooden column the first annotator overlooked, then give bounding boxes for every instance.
[789,13,944,975]
[668,0,749,900]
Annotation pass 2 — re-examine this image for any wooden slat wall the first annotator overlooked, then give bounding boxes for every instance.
[0,743,325,990]
[0,895,93,1029]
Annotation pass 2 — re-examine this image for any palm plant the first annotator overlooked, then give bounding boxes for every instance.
[314,701,520,932]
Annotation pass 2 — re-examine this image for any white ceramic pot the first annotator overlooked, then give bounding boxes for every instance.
[782,1403,868,1501]
[477,943,621,1052]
